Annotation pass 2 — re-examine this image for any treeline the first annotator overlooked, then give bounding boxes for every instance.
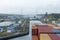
[44,13,60,21]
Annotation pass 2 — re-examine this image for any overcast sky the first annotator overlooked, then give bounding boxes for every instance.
[0,0,60,15]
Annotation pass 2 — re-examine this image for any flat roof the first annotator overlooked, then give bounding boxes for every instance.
[0,22,14,26]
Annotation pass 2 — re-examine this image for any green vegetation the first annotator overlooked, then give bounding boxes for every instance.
[0,18,29,37]
[0,33,13,37]
[22,18,29,27]
[41,13,60,23]
[19,30,26,32]
[0,19,4,22]
[19,18,29,32]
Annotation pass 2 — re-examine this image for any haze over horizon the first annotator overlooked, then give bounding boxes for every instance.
[0,0,60,15]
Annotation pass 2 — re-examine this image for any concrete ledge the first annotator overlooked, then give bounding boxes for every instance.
[0,32,29,40]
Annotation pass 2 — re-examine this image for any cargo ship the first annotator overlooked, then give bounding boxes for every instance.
[32,24,60,40]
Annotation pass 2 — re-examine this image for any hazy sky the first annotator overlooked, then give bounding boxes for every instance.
[0,0,60,14]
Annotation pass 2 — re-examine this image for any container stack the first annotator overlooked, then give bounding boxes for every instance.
[32,25,38,40]
[32,24,60,40]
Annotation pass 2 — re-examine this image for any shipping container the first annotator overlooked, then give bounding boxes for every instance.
[32,25,38,35]
[32,35,38,40]
[32,24,60,40]
[49,34,60,40]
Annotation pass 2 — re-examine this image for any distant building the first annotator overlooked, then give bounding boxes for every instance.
[0,27,3,32]
[0,22,14,32]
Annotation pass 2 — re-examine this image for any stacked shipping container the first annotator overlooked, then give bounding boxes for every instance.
[32,24,60,40]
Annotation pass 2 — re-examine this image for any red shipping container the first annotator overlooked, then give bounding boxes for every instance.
[38,25,52,33]
[37,25,52,40]
[32,25,38,35]
[32,35,38,40]
[49,34,60,40]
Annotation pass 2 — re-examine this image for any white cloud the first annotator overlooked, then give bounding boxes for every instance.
[0,0,60,14]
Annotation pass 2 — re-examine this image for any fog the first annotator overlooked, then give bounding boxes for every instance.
[0,0,60,14]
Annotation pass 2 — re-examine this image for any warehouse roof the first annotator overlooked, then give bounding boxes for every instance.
[0,22,14,26]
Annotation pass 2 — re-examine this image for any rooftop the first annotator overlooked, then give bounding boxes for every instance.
[0,22,14,26]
